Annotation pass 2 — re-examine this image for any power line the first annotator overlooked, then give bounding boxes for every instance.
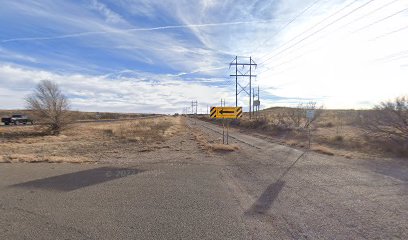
[352,6,408,33]
[193,0,402,79]
[373,49,408,63]
[369,24,408,41]
[258,0,361,64]
[258,5,408,76]
[254,0,322,59]
[331,0,400,32]
[260,0,400,67]
[259,0,376,66]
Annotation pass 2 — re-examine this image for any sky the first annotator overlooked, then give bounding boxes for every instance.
[0,0,407,114]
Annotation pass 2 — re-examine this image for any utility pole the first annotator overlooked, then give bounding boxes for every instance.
[253,87,255,116]
[258,86,260,113]
[249,56,252,118]
[234,56,237,107]
[252,85,261,116]
[230,56,257,118]
[191,101,198,115]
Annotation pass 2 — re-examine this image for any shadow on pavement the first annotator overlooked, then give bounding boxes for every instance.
[11,167,144,192]
[244,152,305,216]
[245,180,285,215]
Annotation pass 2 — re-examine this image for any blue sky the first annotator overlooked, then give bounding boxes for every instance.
[0,0,407,113]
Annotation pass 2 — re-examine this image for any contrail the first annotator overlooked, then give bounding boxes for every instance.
[173,66,226,77]
[1,19,279,43]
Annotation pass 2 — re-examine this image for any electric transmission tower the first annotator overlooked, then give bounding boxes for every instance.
[230,56,257,118]
[191,100,198,115]
[220,99,226,107]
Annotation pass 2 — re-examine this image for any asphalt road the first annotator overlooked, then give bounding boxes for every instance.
[1,117,407,239]
[0,163,247,240]
[188,119,408,239]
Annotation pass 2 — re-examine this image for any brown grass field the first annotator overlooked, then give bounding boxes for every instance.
[0,116,183,163]
[200,107,407,160]
[1,108,406,164]
[190,126,240,152]
[0,109,155,121]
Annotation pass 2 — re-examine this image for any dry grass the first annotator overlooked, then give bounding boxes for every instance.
[0,109,155,122]
[208,144,240,152]
[0,154,93,163]
[311,145,335,156]
[202,108,407,159]
[94,117,181,142]
[190,127,239,152]
[0,116,182,164]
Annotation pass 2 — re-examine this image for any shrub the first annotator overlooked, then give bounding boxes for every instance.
[26,80,71,135]
[360,96,408,155]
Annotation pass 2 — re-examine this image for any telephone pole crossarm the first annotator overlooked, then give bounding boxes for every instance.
[230,75,257,77]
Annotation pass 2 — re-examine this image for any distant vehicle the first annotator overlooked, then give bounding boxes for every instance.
[1,114,34,125]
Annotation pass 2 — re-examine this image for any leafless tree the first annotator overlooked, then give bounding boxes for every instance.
[26,80,71,135]
[303,101,323,128]
[287,101,323,129]
[361,96,408,147]
[287,103,304,128]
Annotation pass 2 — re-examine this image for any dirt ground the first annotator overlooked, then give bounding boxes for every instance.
[1,113,407,164]
[200,108,408,160]
[0,116,188,164]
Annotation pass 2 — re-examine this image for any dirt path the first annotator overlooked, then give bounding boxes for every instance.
[187,117,408,239]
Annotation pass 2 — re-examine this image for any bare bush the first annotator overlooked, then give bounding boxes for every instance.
[360,96,408,153]
[287,101,323,129]
[287,103,303,128]
[26,80,71,135]
[273,112,292,129]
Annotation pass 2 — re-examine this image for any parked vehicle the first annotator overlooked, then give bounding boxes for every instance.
[1,114,34,125]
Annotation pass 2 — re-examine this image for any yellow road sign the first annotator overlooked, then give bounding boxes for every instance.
[210,107,243,119]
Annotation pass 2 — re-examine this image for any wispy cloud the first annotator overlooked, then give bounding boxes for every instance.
[89,0,125,24]
[0,0,407,112]
[0,64,234,113]
[0,47,37,63]
[1,18,283,43]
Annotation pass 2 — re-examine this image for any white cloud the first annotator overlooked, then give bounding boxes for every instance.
[255,0,408,108]
[0,64,231,113]
[0,0,407,111]
[89,0,125,24]
[0,47,37,63]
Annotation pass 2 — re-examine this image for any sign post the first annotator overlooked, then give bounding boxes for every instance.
[226,120,229,145]
[210,106,242,144]
[222,119,225,144]
[306,110,315,149]
[210,107,243,119]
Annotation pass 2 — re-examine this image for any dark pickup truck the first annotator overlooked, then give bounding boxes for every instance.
[1,114,34,125]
